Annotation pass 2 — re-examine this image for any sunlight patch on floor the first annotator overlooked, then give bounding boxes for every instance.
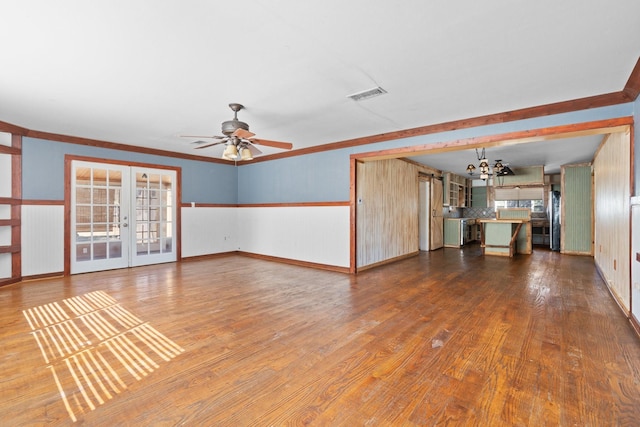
[23,290,184,422]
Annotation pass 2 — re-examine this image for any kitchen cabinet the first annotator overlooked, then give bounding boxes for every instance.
[444,219,462,247]
[471,186,487,208]
[443,173,468,207]
[444,218,478,248]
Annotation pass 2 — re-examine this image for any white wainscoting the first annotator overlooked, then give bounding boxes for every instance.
[0,254,10,279]
[22,205,65,276]
[181,207,239,258]
[0,224,10,278]
[22,205,350,276]
[237,206,350,268]
[0,155,10,197]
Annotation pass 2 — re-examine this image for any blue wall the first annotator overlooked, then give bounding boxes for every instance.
[22,101,636,204]
[22,137,238,203]
[237,103,635,203]
[238,149,351,203]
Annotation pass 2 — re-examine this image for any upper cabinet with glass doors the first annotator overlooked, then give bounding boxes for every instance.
[443,172,469,207]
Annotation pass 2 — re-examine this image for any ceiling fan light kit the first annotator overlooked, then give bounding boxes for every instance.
[240,148,253,161]
[182,103,293,161]
[222,144,238,160]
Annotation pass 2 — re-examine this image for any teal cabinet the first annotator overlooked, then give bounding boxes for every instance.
[471,186,487,208]
[444,219,461,247]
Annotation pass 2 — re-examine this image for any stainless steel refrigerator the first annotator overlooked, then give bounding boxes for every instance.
[548,190,561,251]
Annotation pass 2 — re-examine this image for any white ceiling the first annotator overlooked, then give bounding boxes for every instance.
[408,134,606,176]
[1,1,639,167]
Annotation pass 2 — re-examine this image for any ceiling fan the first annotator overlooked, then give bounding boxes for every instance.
[181,103,293,161]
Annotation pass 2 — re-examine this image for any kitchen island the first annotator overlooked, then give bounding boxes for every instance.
[478,218,532,257]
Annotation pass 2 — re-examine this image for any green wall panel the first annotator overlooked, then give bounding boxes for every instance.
[563,165,592,253]
[471,186,487,208]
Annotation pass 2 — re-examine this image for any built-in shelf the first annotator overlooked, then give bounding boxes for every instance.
[0,145,20,155]
[0,132,22,286]
[0,197,21,205]
[0,244,20,254]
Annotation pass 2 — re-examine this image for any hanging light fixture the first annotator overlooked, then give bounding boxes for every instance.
[493,160,504,174]
[478,157,490,180]
[466,148,491,181]
[466,149,513,182]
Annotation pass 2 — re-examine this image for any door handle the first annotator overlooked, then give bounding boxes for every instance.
[122,223,128,227]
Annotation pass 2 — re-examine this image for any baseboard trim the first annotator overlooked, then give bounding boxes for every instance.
[237,252,350,274]
[630,314,640,338]
[0,276,22,288]
[594,262,632,320]
[19,272,65,283]
[182,251,350,274]
[356,251,419,272]
[181,251,238,262]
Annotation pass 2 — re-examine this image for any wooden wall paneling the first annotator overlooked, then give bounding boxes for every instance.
[593,130,632,311]
[356,159,419,268]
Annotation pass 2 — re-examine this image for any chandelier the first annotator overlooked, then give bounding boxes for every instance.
[466,148,512,182]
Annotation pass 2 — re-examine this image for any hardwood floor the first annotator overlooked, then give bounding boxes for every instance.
[2,247,640,425]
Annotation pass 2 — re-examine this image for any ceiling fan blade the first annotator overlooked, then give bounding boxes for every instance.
[233,128,256,139]
[180,135,225,139]
[249,138,293,150]
[245,142,263,156]
[194,141,226,149]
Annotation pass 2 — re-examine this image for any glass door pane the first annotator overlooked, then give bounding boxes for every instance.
[130,168,176,267]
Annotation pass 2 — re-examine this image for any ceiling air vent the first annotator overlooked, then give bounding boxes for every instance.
[347,86,387,101]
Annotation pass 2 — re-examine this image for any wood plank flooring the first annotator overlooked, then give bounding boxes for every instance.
[2,246,640,425]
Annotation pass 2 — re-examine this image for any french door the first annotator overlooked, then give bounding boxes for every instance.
[71,161,177,274]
